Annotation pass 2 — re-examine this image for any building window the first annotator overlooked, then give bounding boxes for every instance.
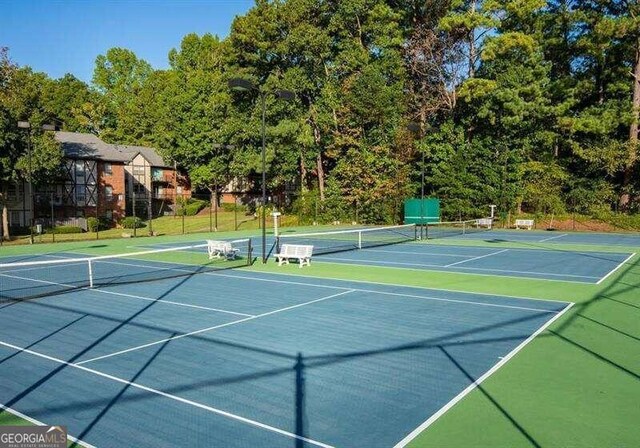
[104,163,112,175]
[105,186,113,200]
[152,168,163,181]
[133,165,145,175]
[10,211,20,226]
[76,185,86,205]
[7,184,17,201]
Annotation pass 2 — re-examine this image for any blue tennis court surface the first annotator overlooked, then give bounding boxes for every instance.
[446,228,640,246]
[0,254,569,448]
[315,244,634,284]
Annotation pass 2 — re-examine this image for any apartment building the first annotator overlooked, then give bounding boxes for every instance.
[4,132,190,231]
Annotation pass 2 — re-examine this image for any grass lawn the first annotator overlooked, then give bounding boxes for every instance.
[0,228,638,447]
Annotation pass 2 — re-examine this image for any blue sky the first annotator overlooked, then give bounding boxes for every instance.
[0,0,255,83]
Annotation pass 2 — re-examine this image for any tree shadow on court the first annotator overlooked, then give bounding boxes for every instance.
[2,255,638,447]
[0,297,561,448]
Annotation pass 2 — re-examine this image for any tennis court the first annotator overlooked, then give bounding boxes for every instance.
[0,244,570,448]
[315,244,634,284]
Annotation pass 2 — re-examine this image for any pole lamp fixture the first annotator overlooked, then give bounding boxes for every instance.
[228,78,294,263]
[407,122,427,240]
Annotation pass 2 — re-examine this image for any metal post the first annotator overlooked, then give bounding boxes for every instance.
[209,191,213,232]
[132,191,137,237]
[420,149,425,240]
[27,132,34,244]
[261,92,267,264]
[148,192,153,236]
[234,194,238,231]
[214,186,218,231]
[50,192,55,243]
[181,195,185,234]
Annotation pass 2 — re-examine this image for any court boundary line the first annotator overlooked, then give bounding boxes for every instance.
[90,258,566,313]
[314,257,601,283]
[0,272,254,318]
[393,301,575,448]
[362,248,469,258]
[444,249,510,267]
[538,233,568,242]
[5,250,572,306]
[0,341,335,448]
[596,252,636,285]
[76,289,355,365]
[19,250,572,306]
[227,268,571,305]
[0,403,96,448]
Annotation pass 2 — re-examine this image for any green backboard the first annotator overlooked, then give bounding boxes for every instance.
[404,198,440,224]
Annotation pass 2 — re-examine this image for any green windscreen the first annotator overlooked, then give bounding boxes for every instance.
[404,198,440,224]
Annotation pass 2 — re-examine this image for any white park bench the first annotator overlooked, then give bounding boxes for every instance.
[207,240,240,261]
[514,219,534,230]
[274,244,314,268]
[476,218,493,229]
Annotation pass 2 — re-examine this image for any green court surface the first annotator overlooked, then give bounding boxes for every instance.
[1,226,638,447]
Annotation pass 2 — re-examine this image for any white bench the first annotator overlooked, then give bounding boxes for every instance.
[274,244,313,268]
[514,219,534,230]
[207,240,240,261]
[476,218,493,229]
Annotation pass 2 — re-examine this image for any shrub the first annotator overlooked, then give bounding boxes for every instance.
[177,198,209,216]
[87,217,99,232]
[51,226,83,234]
[121,216,145,229]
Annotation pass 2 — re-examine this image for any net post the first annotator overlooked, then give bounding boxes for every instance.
[358,231,362,249]
[88,260,94,288]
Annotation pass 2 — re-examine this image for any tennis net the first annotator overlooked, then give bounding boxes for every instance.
[275,224,417,256]
[424,219,491,239]
[0,238,253,302]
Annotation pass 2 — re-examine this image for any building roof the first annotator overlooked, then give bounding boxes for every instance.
[54,132,170,167]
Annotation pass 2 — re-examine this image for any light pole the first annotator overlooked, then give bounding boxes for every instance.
[407,122,427,239]
[17,122,56,244]
[228,78,294,263]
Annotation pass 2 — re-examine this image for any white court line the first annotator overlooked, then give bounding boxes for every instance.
[0,272,253,318]
[361,248,469,258]
[393,301,575,448]
[0,341,334,448]
[444,249,510,267]
[76,289,355,365]
[317,257,600,280]
[596,253,636,285]
[538,233,568,242]
[0,403,96,448]
[92,258,563,313]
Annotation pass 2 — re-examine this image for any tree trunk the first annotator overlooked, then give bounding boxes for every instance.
[300,149,307,193]
[0,184,9,240]
[468,0,476,78]
[620,38,640,209]
[316,154,325,202]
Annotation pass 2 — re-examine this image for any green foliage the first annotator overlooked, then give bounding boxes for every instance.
[121,216,145,229]
[4,0,640,231]
[50,225,82,234]
[221,203,247,212]
[177,198,209,216]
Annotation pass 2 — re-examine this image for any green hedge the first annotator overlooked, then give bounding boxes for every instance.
[50,225,83,234]
[178,198,209,216]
